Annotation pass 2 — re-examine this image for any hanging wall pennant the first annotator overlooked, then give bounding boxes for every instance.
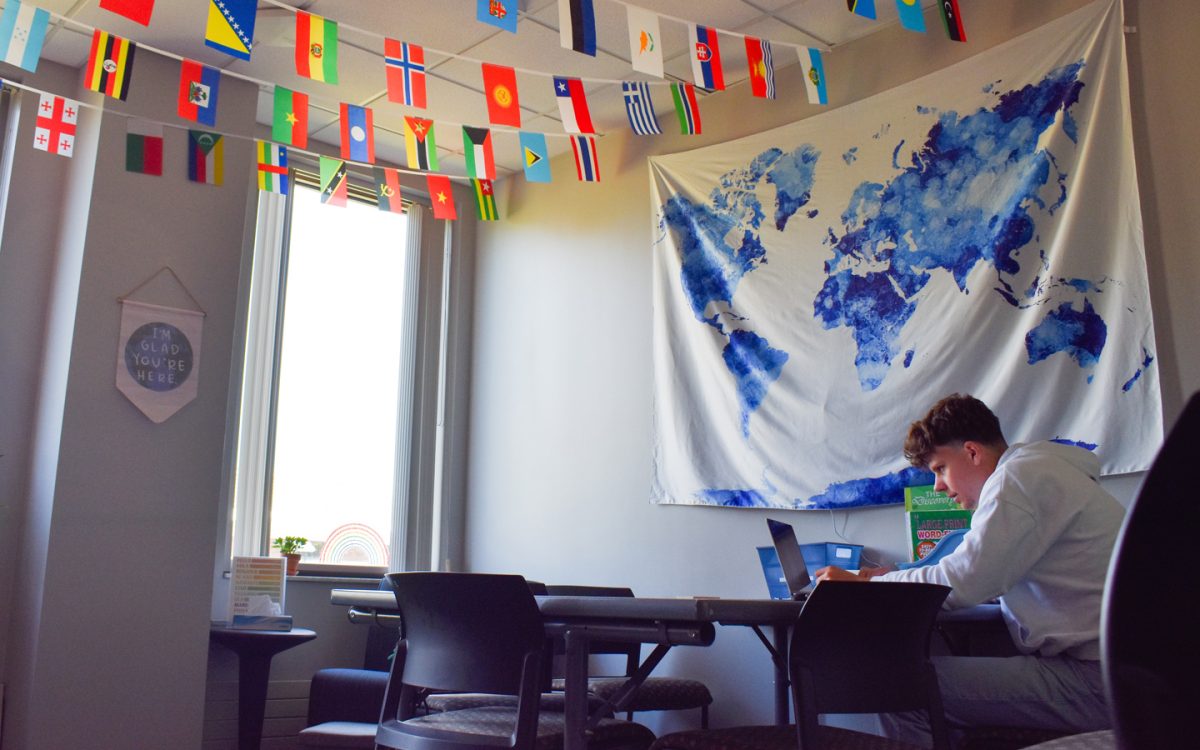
[115,299,204,423]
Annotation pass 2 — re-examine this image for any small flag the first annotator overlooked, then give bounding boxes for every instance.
[404,117,438,171]
[626,5,663,78]
[33,93,77,158]
[477,0,517,34]
[472,179,498,221]
[558,0,596,56]
[462,126,496,181]
[1,0,50,72]
[272,86,308,149]
[85,29,136,100]
[340,103,375,163]
[482,63,521,128]
[427,175,457,220]
[671,83,701,135]
[939,0,967,42]
[187,130,223,185]
[126,118,163,175]
[319,156,347,207]
[296,11,338,83]
[553,76,594,134]
[895,0,926,33]
[205,0,256,61]
[798,47,828,105]
[745,37,775,100]
[570,135,599,183]
[256,141,289,195]
[519,131,551,183]
[385,39,427,108]
[621,81,661,136]
[688,24,724,91]
[847,0,877,20]
[99,0,154,26]
[178,60,221,126]
[373,167,403,213]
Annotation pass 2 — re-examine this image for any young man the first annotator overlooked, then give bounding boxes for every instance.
[817,394,1123,746]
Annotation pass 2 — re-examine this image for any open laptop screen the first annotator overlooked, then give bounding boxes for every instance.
[767,518,812,600]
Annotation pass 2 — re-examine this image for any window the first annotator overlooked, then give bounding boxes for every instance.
[227,168,453,575]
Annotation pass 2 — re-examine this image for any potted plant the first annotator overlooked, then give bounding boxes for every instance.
[272,535,309,575]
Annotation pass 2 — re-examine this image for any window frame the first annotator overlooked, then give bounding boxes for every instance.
[222,159,453,578]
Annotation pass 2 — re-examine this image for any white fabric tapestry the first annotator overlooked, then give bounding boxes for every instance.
[650,0,1161,510]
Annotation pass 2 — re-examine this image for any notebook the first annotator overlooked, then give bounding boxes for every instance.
[764,518,813,601]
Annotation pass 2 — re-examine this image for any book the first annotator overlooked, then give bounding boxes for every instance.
[228,556,290,629]
[904,485,972,561]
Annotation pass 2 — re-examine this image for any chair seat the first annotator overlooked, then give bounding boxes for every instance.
[551,677,713,711]
[426,691,612,715]
[388,705,656,750]
[297,720,378,748]
[959,726,1077,750]
[650,724,924,750]
[1014,730,1116,750]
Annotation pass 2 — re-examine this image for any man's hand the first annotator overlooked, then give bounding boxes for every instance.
[815,565,869,582]
[815,564,895,582]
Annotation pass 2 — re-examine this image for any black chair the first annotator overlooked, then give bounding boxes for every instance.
[376,572,656,750]
[544,585,713,728]
[299,579,402,748]
[651,581,951,750]
[1021,392,1200,750]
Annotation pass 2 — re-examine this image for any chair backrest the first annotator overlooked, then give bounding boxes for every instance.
[545,585,635,598]
[790,581,951,715]
[1103,391,1200,749]
[387,572,545,695]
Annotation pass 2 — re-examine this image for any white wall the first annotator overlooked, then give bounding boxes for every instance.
[465,0,1198,732]
[0,52,260,748]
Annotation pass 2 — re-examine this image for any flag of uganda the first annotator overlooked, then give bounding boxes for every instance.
[85,29,136,100]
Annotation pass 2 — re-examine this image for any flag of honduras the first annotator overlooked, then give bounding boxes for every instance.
[0,0,50,72]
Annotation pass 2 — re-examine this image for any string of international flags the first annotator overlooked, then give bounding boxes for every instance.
[1,0,970,223]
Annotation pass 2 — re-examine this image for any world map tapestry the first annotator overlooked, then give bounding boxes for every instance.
[650,0,1162,510]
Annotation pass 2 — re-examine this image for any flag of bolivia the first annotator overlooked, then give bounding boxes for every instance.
[295,11,338,83]
[85,29,136,100]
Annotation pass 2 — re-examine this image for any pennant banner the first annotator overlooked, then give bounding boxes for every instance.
[126,118,163,175]
[256,141,288,195]
[116,300,204,423]
[1,0,50,72]
[649,0,1161,509]
[205,0,256,60]
[187,130,223,185]
[626,5,663,78]
[85,29,136,100]
[33,93,77,157]
[519,131,551,183]
[100,0,154,26]
[374,167,403,213]
[559,0,596,56]
[386,39,427,108]
[272,86,309,149]
[178,60,221,126]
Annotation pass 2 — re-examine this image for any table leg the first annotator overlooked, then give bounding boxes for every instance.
[772,624,790,725]
[563,629,590,750]
[236,652,273,750]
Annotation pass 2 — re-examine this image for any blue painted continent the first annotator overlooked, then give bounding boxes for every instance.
[815,62,1089,390]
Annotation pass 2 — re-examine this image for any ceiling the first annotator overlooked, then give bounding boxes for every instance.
[30,1,934,178]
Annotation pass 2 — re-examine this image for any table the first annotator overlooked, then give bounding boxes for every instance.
[331,590,800,750]
[209,626,317,750]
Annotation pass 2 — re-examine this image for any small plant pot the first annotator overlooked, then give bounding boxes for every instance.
[284,553,301,576]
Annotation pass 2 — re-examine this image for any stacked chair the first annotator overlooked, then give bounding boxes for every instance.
[649,581,952,750]
[543,585,713,728]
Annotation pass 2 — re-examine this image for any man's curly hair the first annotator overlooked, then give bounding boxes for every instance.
[904,393,1006,467]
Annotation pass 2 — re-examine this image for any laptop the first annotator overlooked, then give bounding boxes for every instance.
[764,518,814,600]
